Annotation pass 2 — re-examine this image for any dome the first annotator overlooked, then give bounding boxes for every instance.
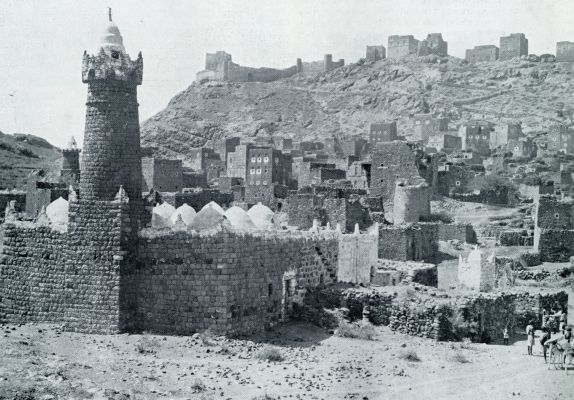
[46,197,69,226]
[169,204,196,225]
[224,206,256,230]
[189,206,226,231]
[151,212,170,229]
[153,202,176,223]
[247,202,274,229]
[201,201,224,215]
[100,21,125,53]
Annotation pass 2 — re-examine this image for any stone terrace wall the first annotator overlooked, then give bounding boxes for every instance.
[337,231,378,285]
[126,230,339,335]
[378,223,439,263]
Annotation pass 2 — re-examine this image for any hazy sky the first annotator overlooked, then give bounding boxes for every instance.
[1,0,573,148]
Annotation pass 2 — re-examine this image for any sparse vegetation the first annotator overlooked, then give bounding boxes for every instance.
[450,352,471,363]
[191,378,207,393]
[335,319,377,341]
[136,335,160,354]
[399,349,421,362]
[255,346,284,362]
[200,328,216,347]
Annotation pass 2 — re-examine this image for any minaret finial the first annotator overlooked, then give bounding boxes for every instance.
[108,7,112,22]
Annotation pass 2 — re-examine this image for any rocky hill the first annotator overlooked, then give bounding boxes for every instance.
[141,55,574,160]
[0,131,61,190]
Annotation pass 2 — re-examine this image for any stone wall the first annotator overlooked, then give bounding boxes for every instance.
[126,230,339,335]
[393,180,430,224]
[465,45,499,63]
[438,223,476,243]
[388,35,419,60]
[378,223,439,263]
[0,198,131,334]
[499,33,528,61]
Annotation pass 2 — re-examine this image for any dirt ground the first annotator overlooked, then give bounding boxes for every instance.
[1,321,573,400]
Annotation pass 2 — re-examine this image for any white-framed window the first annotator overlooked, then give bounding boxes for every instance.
[257,157,262,162]
[250,169,255,175]
[251,157,256,162]
[482,135,487,140]
[263,156,269,163]
[425,120,430,125]
[257,169,262,174]
[554,213,560,219]
[256,180,260,186]
[263,180,268,185]
[455,180,461,186]
[514,146,519,151]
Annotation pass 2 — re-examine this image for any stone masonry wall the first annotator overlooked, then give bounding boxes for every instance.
[126,230,339,335]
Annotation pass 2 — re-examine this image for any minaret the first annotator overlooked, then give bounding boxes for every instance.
[80,11,144,227]
[60,136,81,186]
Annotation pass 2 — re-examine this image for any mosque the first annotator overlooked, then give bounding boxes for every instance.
[0,13,376,335]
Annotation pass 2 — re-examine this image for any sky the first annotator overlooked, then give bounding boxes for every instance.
[1,0,573,148]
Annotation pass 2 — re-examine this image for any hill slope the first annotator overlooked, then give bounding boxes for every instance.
[0,131,61,190]
[141,55,574,160]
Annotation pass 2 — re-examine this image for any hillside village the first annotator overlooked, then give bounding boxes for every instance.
[1,11,574,400]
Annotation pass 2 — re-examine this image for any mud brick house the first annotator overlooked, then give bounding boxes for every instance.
[548,125,574,154]
[490,123,523,149]
[189,147,221,172]
[413,114,449,142]
[212,137,240,167]
[459,121,494,156]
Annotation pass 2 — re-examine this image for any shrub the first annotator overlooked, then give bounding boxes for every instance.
[450,352,470,363]
[255,346,284,362]
[136,336,159,354]
[200,329,216,347]
[419,211,454,224]
[399,349,421,362]
[335,320,377,341]
[191,378,206,393]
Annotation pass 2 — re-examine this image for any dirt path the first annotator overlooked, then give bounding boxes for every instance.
[1,322,573,400]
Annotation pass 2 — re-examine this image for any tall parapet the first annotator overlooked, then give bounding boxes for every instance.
[393,179,430,224]
[80,12,145,230]
[557,41,574,62]
[417,33,448,57]
[499,33,528,61]
[388,35,419,60]
[324,54,344,72]
[60,136,81,186]
[366,45,386,61]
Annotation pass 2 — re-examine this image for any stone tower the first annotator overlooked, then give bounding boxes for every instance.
[80,13,144,227]
[60,136,81,186]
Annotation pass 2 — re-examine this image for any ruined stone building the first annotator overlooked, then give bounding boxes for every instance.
[426,134,462,153]
[324,54,345,72]
[413,114,449,142]
[369,121,398,144]
[417,33,448,57]
[556,41,574,62]
[548,124,574,154]
[347,162,371,190]
[188,147,221,172]
[465,45,499,63]
[388,35,419,60]
[459,121,494,156]
[490,123,523,149]
[393,179,430,224]
[534,195,574,261]
[366,45,386,61]
[499,33,528,61]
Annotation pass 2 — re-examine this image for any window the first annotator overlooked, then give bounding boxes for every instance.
[250,169,255,175]
[483,135,487,140]
[268,283,273,296]
[263,156,269,163]
[256,169,262,174]
[111,50,119,59]
[251,157,256,162]
[263,180,268,185]
[425,120,430,125]
[455,180,461,186]
[274,158,278,164]
[256,180,260,186]
[257,157,262,163]
[554,213,560,219]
